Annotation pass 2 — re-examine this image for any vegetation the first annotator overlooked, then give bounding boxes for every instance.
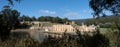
[89,0,120,31]
[6,0,21,6]
[0,1,69,40]
[0,0,119,47]
[0,34,40,47]
[1,29,120,47]
[89,0,120,47]
[0,5,20,40]
[73,15,120,28]
[19,15,69,24]
[89,0,120,17]
[38,16,69,23]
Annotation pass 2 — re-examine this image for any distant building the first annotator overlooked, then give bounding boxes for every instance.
[76,23,97,32]
[50,22,97,38]
[52,24,75,33]
[21,21,97,33]
[65,21,75,25]
[52,22,97,33]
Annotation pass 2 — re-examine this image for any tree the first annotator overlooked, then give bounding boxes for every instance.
[7,0,21,6]
[37,16,69,23]
[45,16,53,21]
[52,16,62,23]
[10,10,20,29]
[31,16,36,21]
[89,1,120,47]
[63,18,69,23]
[0,5,20,40]
[1,5,20,29]
[89,0,120,17]
[38,16,46,21]
[20,15,32,21]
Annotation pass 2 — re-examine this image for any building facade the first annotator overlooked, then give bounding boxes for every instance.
[52,23,97,33]
[52,24,75,33]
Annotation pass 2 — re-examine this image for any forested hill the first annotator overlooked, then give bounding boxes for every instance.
[72,15,120,25]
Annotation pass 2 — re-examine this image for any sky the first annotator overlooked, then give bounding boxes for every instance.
[0,0,94,20]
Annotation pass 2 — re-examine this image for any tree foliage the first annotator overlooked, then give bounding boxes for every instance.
[37,16,69,23]
[89,0,120,17]
[74,15,120,26]
[7,0,21,6]
[0,5,20,40]
[19,15,69,24]
[31,16,37,21]
[19,15,32,21]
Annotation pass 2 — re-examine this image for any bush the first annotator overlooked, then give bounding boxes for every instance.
[0,35,41,47]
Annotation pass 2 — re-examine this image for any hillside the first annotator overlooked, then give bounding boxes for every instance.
[72,15,120,25]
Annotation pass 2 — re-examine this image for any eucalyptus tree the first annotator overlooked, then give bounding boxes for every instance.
[89,0,120,17]
[5,0,21,6]
[0,5,20,40]
[89,0,120,47]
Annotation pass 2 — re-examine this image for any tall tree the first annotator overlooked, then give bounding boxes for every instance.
[89,0,120,17]
[89,0,120,47]
[10,10,20,29]
[0,5,20,40]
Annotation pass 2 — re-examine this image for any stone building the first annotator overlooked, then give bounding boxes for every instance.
[52,22,97,33]
[76,23,97,32]
[52,24,75,33]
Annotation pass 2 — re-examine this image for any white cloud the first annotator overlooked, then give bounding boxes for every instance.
[64,12,80,16]
[39,10,56,15]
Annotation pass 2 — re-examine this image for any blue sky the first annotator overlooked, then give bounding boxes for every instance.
[0,0,94,19]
